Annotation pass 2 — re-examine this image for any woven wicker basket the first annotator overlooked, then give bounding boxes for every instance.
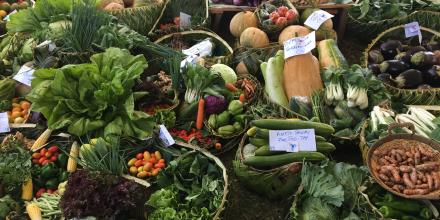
[256,0,298,36]
[110,0,169,36]
[233,43,282,77]
[154,30,233,66]
[364,25,440,105]
[348,10,440,42]
[175,142,229,219]
[233,133,302,200]
[367,123,440,199]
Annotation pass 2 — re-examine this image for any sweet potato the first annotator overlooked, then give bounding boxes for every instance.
[410,168,418,183]
[406,151,414,159]
[419,146,434,157]
[392,185,404,193]
[416,162,439,171]
[403,188,429,195]
[379,174,390,182]
[379,158,390,166]
[427,174,434,190]
[416,183,429,189]
[415,151,421,165]
[399,166,412,173]
[403,173,415,189]
[433,172,440,190]
[417,180,422,185]
[385,155,397,164]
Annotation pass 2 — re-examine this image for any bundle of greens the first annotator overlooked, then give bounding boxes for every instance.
[183,64,226,104]
[60,170,148,219]
[27,47,156,139]
[314,64,390,138]
[289,161,375,220]
[79,138,126,175]
[147,152,224,220]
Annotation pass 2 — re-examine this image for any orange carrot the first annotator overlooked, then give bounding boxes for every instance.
[239,93,246,103]
[196,98,205,130]
[225,83,238,92]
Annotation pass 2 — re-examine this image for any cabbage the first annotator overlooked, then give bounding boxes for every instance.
[210,64,237,84]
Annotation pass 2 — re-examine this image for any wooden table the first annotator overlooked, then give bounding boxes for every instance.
[209,4,352,39]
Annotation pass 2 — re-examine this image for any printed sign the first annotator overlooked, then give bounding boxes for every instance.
[304,10,334,30]
[405,21,422,44]
[13,65,35,87]
[159,124,175,147]
[269,129,317,152]
[0,112,10,133]
[180,12,191,29]
[284,31,316,59]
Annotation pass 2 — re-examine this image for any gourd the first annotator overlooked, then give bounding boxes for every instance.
[230,11,258,38]
[240,27,269,48]
[317,39,348,69]
[283,53,323,101]
[278,25,310,45]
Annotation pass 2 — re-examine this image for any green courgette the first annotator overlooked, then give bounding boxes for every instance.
[251,119,335,136]
[249,138,268,147]
[247,127,257,137]
[317,141,336,153]
[315,135,326,142]
[255,128,269,139]
[243,152,326,168]
[376,200,423,214]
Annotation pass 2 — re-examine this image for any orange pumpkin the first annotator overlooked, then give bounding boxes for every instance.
[278,25,310,45]
[230,11,258,38]
[240,27,269,48]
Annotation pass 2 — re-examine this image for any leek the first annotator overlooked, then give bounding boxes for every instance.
[261,50,289,108]
[409,107,437,130]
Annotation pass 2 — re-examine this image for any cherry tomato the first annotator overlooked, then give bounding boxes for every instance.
[32,159,40,164]
[134,160,143,167]
[155,162,166,169]
[36,188,46,198]
[149,157,157,164]
[38,157,46,164]
[136,153,143,160]
[137,171,148,178]
[40,148,47,156]
[158,159,165,164]
[32,152,41,159]
[48,145,58,153]
[45,152,53,158]
[50,155,58,162]
[143,162,153,172]
[151,168,160,176]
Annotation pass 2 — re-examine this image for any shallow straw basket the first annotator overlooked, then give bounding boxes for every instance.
[367,123,440,199]
[348,10,440,42]
[110,0,169,36]
[364,25,440,105]
[233,134,302,200]
[154,30,233,66]
[175,142,229,219]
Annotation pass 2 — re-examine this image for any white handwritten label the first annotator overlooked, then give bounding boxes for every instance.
[182,38,213,57]
[159,124,175,147]
[0,112,10,133]
[3,10,17,21]
[180,12,191,29]
[304,10,334,30]
[405,21,422,44]
[284,31,316,59]
[269,129,316,152]
[13,65,35,87]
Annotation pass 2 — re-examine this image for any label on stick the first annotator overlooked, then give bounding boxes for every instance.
[283,31,316,59]
[304,10,334,30]
[269,129,317,152]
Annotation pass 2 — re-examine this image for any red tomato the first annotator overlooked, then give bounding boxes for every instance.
[32,159,40,164]
[40,148,47,156]
[276,17,287,27]
[277,6,288,17]
[38,157,46,164]
[36,188,46,198]
[47,189,55,194]
[285,9,298,21]
[42,160,50,166]
[45,152,53,158]
[136,153,143,160]
[149,157,157,164]
[155,162,165,169]
[50,155,58,162]
[32,152,41,159]
[270,11,280,23]
[158,159,165,164]
[134,160,143,167]
[48,145,58,153]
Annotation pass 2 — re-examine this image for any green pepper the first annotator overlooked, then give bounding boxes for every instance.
[233,122,243,132]
[41,163,59,179]
[57,153,68,169]
[58,171,69,182]
[217,111,231,127]
[45,178,59,189]
[234,114,251,124]
[218,125,236,136]
[379,206,405,219]
[228,100,243,115]
[208,114,218,129]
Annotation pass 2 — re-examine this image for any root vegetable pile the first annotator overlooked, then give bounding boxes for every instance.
[373,139,440,195]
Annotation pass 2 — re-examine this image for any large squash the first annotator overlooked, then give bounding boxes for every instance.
[240,27,269,48]
[283,53,323,100]
[317,39,348,69]
[230,11,258,38]
[278,25,310,45]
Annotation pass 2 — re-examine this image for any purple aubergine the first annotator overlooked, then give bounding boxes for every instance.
[423,65,440,86]
[368,64,381,75]
[377,73,396,87]
[368,49,384,64]
[394,69,423,89]
[380,40,403,60]
[411,51,439,67]
[379,60,409,77]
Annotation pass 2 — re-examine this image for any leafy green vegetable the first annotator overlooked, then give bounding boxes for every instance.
[147,152,224,220]
[0,140,32,194]
[27,47,155,139]
[183,64,225,103]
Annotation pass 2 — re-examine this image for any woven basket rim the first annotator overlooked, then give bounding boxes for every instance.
[366,124,440,199]
[154,30,233,56]
[174,141,229,220]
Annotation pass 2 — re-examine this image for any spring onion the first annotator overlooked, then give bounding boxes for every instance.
[322,67,344,105]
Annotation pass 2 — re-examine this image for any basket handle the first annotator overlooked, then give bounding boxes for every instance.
[387,122,415,135]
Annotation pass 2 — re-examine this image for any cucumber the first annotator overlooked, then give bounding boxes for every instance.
[252,119,335,136]
[247,126,257,137]
[255,128,269,139]
[243,152,327,168]
[315,135,326,142]
[317,141,336,153]
[254,145,285,156]
[249,138,268,147]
